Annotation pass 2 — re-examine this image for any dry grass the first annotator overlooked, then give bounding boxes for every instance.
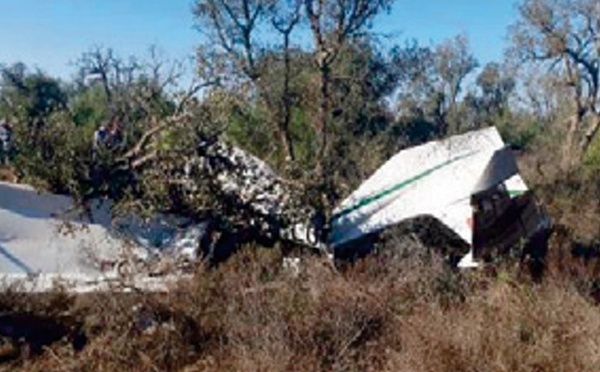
[0,237,597,371]
[1,147,600,370]
[0,166,18,183]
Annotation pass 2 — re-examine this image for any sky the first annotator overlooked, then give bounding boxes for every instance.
[0,0,520,80]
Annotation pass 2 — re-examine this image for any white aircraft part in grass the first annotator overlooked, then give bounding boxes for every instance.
[329,127,530,266]
[0,182,195,292]
[0,183,120,275]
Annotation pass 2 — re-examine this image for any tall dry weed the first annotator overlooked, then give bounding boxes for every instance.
[0,241,598,371]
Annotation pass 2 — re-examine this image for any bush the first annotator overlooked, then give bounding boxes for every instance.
[0,242,597,371]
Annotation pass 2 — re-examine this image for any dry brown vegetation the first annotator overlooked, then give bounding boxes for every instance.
[1,142,599,371]
[0,232,598,371]
[0,166,18,183]
[1,146,599,371]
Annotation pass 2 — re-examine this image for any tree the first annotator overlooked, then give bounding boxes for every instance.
[268,0,302,162]
[509,0,600,164]
[75,46,182,124]
[0,63,67,128]
[194,0,302,162]
[475,62,515,116]
[460,62,516,130]
[434,35,479,133]
[303,0,393,163]
[194,0,272,81]
[0,64,88,192]
[0,48,209,198]
[392,36,478,140]
[193,0,395,214]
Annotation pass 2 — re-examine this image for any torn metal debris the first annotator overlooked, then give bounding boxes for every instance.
[0,126,550,292]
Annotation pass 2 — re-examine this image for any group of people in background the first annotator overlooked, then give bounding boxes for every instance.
[0,114,124,167]
[93,117,124,152]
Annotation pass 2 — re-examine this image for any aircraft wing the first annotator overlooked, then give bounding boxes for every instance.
[329,127,529,249]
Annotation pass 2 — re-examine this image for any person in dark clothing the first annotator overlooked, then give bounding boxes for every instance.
[93,125,108,150]
[93,118,123,152]
[0,121,13,165]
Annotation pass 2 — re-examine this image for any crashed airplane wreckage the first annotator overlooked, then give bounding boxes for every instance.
[0,126,550,292]
[194,126,550,266]
[329,126,551,267]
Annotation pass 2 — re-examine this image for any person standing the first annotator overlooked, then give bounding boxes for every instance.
[93,125,108,151]
[0,120,12,165]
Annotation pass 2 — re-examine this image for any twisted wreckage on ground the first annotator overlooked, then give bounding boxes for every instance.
[0,127,550,292]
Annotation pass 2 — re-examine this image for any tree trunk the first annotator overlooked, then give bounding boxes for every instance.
[315,60,332,216]
[563,112,582,169]
[278,127,294,163]
[280,31,295,162]
[316,62,330,162]
[581,112,600,155]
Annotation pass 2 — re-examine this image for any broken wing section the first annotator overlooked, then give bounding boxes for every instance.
[329,127,509,250]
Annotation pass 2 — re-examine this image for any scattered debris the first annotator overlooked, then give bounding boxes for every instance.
[0,126,550,293]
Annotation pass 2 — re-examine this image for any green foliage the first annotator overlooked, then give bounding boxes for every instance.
[497,121,542,150]
[583,133,600,173]
[11,111,95,195]
[0,63,67,123]
[70,85,109,128]
[0,65,96,194]
[289,107,317,169]
[392,36,479,138]
[0,51,183,209]
[226,102,274,161]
